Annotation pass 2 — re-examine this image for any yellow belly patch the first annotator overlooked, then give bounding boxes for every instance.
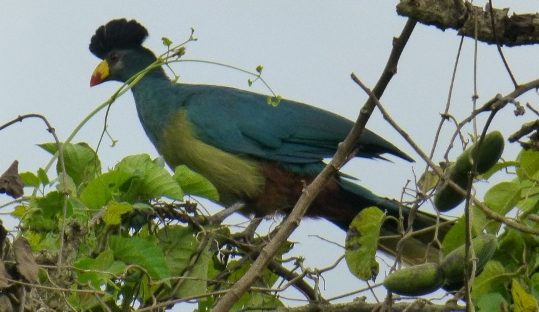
[159,111,265,200]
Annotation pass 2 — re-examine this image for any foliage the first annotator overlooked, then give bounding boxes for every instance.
[339,143,539,310]
[1,143,289,311]
[2,5,539,311]
[345,207,383,281]
[383,148,539,310]
[4,142,539,311]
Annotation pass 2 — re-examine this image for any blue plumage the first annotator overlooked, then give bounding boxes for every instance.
[183,84,413,164]
[126,68,413,170]
[89,19,448,264]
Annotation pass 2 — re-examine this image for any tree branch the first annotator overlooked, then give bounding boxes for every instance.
[275,299,464,312]
[397,0,539,46]
[351,74,539,235]
[212,18,418,311]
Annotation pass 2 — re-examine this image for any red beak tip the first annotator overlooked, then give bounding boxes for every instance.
[90,75,100,87]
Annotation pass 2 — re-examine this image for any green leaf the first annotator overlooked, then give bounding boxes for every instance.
[37,232,60,252]
[115,154,153,173]
[162,36,173,46]
[484,181,520,215]
[11,205,27,219]
[57,174,77,195]
[133,202,152,210]
[74,249,126,289]
[174,165,219,201]
[38,142,57,154]
[345,207,384,281]
[63,143,101,186]
[417,169,440,194]
[231,291,284,311]
[479,160,517,180]
[117,154,184,201]
[484,181,521,233]
[174,240,211,298]
[81,154,183,208]
[19,172,40,187]
[37,168,50,185]
[266,95,282,107]
[153,156,166,168]
[441,217,466,255]
[109,235,170,281]
[36,191,65,219]
[80,170,131,209]
[197,297,215,312]
[40,142,101,186]
[472,205,493,234]
[472,261,510,300]
[517,149,539,180]
[476,292,508,312]
[20,213,56,231]
[175,46,186,58]
[157,225,198,275]
[494,229,527,272]
[512,278,539,312]
[225,258,283,311]
[517,183,539,214]
[103,202,133,225]
[69,197,90,221]
[23,231,59,252]
[23,231,44,251]
[227,258,279,288]
[441,215,486,254]
[531,273,539,299]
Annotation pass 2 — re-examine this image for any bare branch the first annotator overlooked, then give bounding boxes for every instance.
[351,74,539,235]
[275,298,464,312]
[397,0,539,47]
[212,19,419,312]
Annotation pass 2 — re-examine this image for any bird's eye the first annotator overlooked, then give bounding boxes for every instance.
[109,52,119,63]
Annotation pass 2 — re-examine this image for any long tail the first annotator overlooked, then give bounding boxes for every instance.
[332,180,451,265]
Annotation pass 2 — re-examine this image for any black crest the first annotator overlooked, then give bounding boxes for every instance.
[89,19,149,59]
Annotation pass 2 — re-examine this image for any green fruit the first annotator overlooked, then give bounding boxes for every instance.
[458,131,505,174]
[433,163,469,213]
[434,131,504,212]
[441,234,497,290]
[383,263,444,296]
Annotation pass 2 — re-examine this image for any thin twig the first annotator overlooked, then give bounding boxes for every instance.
[426,34,464,172]
[526,103,539,116]
[206,202,244,225]
[350,74,539,235]
[441,78,539,168]
[487,0,518,88]
[473,12,479,137]
[4,278,106,295]
[464,14,480,311]
[268,260,319,301]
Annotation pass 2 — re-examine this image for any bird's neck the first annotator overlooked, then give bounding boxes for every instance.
[130,65,169,86]
[129,70,188,151]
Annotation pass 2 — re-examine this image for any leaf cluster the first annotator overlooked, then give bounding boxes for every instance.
[344,149,539,311]
[2,143,288,311]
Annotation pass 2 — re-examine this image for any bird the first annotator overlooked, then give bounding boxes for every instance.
[89,19,447,264]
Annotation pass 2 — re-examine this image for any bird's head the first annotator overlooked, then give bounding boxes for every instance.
[89,19,157,86]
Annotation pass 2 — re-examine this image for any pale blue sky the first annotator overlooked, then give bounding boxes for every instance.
[1,1,538,309]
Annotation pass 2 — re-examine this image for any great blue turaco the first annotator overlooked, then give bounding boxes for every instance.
[89,19,448,264]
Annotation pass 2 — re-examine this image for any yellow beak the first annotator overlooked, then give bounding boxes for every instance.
[90,60,110,86]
